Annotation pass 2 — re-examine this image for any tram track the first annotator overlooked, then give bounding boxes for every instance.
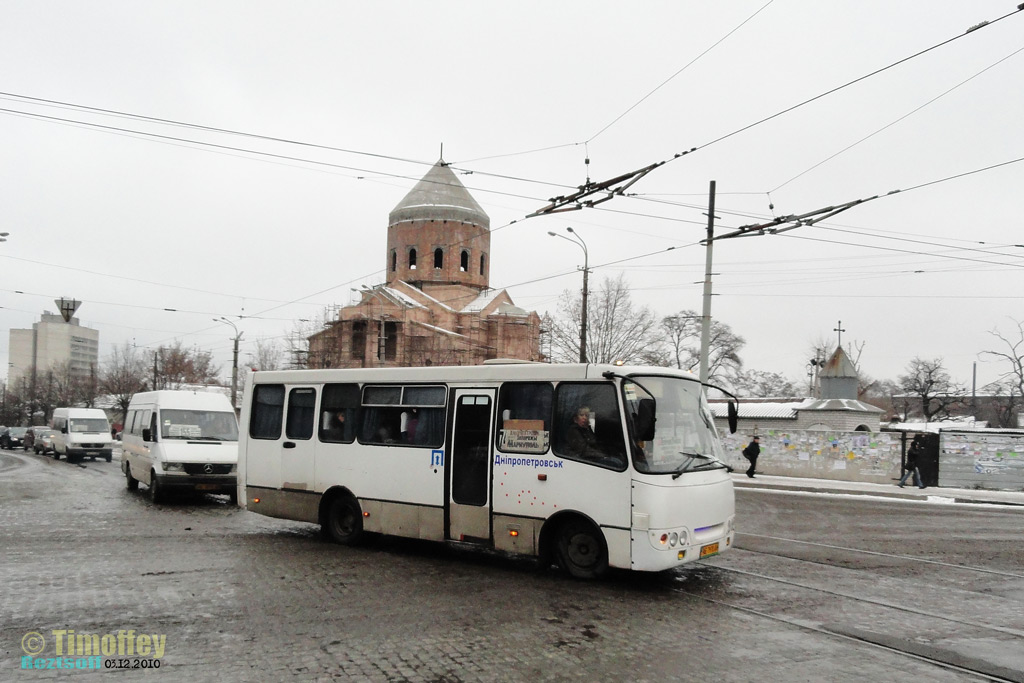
[670,530,1024,681]
[738,531,1024,580]
[676,586,1024,683]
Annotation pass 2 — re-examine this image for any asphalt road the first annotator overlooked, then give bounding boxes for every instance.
[2,449,1022,682]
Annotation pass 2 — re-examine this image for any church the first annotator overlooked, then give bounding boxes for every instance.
[308,160,544,368]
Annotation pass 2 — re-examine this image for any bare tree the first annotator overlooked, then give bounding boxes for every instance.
[247,337,284,371]
[898,357,965,421]
[660,311,744,384]
[981,318,1024,397]
[100,343,149,427]
[732,370,796,398]
[153,341,221,389]
[547,274,661,364]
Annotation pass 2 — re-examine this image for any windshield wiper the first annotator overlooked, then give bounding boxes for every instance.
[671,451,713,479]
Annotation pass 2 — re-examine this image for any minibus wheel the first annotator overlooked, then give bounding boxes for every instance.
[324,495,364,546]
[125,464,138,491]
[149,473,165,504]
[556,518,608,580]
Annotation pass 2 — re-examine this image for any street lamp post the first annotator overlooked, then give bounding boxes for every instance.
[548,227,590,363]
[214,317,242,411]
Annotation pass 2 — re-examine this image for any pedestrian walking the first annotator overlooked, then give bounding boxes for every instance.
[742,436,760,478]
[898,435,927,489]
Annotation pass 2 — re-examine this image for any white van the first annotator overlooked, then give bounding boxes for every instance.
[51,408,114,462]
[121,390,239,504]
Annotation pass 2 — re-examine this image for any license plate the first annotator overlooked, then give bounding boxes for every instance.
[86,451,99,456]
[195,484,219,491]
[699,542,719,558]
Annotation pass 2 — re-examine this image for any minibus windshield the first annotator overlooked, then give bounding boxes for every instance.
[623,375,726,475]
[69,419,110,433]
[159,409,239,441]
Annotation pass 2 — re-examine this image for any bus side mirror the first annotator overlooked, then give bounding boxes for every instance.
[61,426,68,434]
[727,401,738,434]
[635,398,657,441]
[142,428,151,442]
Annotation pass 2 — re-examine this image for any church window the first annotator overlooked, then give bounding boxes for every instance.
[434,248,443,269]
[409,248,417,270]
[460,249,469,272]
[391,250,397,272]
[480,253,486,276]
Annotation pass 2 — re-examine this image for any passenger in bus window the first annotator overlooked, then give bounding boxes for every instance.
[322,411,347,442]
[567,407,602,459]
[401,409,419,444]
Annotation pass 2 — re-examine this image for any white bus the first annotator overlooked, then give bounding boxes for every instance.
[238,361,738,578]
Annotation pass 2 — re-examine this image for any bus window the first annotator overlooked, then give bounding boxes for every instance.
[496,382,552,454]
[359,385,446,447]
[286,388,316,440]
[552,383,626,469]
[319,383,359,444]
[251,384,285,440]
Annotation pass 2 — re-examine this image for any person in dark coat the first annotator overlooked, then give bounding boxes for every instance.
[742,436,760,478]
[898,435,927,489]
[567,407,601,459]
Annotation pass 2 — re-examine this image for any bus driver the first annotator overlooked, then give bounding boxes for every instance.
[566,406,603,459]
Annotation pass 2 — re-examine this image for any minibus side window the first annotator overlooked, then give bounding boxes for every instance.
[552,383,627,470]
[319,383,359,444]
[286,388,316,440]
[251,384,285,440]
[496,382,553,454]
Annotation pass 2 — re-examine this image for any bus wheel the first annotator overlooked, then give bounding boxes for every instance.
[324,496,364,545]
[556,519,608,580]
[149,473,165,504]
[125,464,138,491]
[228,489,238,506]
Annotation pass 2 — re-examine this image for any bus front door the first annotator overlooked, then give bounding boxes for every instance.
[448,389,496,544]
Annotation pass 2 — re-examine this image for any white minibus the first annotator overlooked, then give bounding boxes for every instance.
[122,390,239,504]
[239,362,738,578]
[51,407,114,462]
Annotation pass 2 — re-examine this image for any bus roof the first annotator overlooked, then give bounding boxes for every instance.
[247,363,702,386]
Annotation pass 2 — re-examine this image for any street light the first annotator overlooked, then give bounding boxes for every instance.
[214,317,242,411]
[548,227,590,363]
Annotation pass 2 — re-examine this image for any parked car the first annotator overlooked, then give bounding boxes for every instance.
[24,427,51,452]
[1,427,29,450]
[32,429,58,455]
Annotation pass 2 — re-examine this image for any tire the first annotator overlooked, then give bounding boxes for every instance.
[105,454,112,462]
[125,463,139,491]
[323,496,364,545]
[228,489,238,506]
[555,518,608,580]
[149,472,165,504]
[52,450,60,461]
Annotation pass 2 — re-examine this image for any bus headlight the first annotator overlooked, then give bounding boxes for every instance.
[164,462,184,472]
[669,532,678,547]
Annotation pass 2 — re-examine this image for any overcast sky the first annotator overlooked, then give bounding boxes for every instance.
[2,1,1022,392]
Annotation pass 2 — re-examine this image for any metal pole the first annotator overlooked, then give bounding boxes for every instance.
[547,228,590,363]
[699,180,716,384]
[580,251,589,364]
[231,335,239,411]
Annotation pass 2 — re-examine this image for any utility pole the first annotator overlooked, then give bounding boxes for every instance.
[699,180,716,385]
[214,317,243,410]
[547,227,590,363]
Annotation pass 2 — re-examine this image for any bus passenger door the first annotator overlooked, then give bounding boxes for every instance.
[282,386,317,492]
[448,389,496,544]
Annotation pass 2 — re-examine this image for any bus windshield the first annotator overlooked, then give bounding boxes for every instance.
[623,375,726,475]
[159,409,239,441]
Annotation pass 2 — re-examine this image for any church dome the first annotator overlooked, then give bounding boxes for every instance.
[389,160,489,228]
